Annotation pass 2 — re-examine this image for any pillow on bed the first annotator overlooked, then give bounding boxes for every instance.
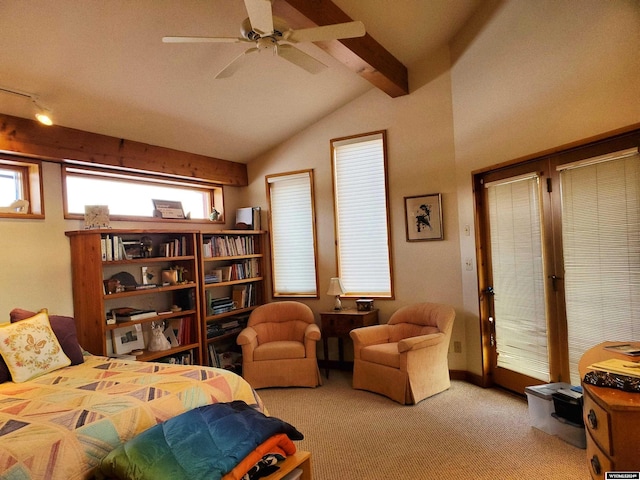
[0,311,71,382]
[10,308,84,365]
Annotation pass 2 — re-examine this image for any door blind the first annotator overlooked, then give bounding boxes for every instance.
[559,148,640,384]
[486,174,550,381]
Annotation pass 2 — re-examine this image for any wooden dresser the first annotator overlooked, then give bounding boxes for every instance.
[579,342,640,479]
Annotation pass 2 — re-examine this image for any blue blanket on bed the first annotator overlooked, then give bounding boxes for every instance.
[99,400,303,480]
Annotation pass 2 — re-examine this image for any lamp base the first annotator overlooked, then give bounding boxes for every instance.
[333,296,342,311]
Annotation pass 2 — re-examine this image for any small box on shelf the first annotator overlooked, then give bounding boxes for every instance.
[356,298,374,311]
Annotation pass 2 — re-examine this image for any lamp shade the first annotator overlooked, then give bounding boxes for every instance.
[327,277,346,296]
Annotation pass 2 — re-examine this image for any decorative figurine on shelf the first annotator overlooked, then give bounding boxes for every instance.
[209,208,220,221]
[141,236,153,258]
[148,322,171,352]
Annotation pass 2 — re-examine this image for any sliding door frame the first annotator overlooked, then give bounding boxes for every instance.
[473,124,640,391]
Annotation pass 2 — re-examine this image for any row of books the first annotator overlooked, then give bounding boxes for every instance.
[101,235,188,261]
[205,259,260,284]
[101,235,129,261]
[206,312,249,338]
[232,284,255,310]
[208,295,235,316]
[164,317,192,347]
[202,235,256,258]
[207,343,241,371]
[157,237,189,258]
[206,288,256,316]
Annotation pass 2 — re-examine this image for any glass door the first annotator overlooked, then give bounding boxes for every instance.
[481,162,555,393]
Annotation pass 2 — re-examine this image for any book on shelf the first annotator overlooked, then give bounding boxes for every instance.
[207,323,225,338]
[603,343,640,356]
[210,296,235,315]
[232,284,255,309]
[110,307,157,322]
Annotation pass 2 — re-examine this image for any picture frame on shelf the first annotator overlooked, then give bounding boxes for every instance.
[152,199,185,219]
[404,193,444,241]
[112,324,145,354]
[84,205,110,229]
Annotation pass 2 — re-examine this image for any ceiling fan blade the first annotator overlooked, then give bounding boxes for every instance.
[243,0,274,35]
[286,21,365,43]
[277,44,327,74]
[162,36,245,44]
[215,47,259,79]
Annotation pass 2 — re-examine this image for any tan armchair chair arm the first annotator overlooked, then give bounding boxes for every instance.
[349,324,391,347]
[398,332,444,353]
[304,323,321,341]
[236,326,257,346]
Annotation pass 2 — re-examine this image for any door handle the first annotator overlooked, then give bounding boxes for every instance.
[548,275,563,291]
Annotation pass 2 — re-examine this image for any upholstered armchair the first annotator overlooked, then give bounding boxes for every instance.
[237,301,322,389]
[350,302,455,404]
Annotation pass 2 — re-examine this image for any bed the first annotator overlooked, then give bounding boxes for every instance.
[0,354,271,479]
[0,309,306,480]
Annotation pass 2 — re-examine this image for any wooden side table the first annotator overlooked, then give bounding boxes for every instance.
[320,308,378,378]
[579,342,640,478]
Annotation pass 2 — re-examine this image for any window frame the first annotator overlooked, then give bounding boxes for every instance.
[0,156,44,219]
[266,169,319,298]
[330,130,394,299]
[62,164,224,224]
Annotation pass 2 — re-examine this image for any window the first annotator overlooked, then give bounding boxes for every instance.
[331,131,393,298]
[266,170,318,297]
[63,166,222,221]
[0,157,43,217]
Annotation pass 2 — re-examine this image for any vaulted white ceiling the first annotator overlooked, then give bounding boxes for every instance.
[0,0,481,163]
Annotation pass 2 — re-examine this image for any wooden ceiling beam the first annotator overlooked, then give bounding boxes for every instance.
[275,0,409,97]
[0,114,248,186]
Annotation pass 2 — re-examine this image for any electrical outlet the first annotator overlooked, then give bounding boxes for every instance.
[464,224,471,236]
[454,341,462,353]
[465,258,473,271]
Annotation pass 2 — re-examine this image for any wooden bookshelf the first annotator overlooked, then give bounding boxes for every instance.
[65,229,202,365]
[199,230,266,369]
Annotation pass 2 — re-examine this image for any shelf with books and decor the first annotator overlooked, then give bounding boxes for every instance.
[65,229,203,365]
[198,230,266,368]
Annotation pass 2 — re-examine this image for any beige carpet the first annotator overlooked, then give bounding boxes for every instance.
[257,370,589,479]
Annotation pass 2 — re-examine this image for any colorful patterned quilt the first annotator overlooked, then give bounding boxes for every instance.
[0,355,264,480]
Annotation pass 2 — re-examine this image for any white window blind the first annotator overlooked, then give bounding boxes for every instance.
[559,148,640,384]
[267,171,318,296]
[332,132,392,297]
[486,174,550,381]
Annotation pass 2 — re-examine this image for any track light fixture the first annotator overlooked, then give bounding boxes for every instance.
[0,86,54,126]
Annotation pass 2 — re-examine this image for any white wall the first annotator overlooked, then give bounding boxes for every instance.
[0,162,74,319]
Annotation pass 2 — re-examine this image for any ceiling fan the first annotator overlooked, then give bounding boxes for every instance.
[162,0,366,79]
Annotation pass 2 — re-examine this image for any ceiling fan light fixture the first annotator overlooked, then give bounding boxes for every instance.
[162,0,366,79]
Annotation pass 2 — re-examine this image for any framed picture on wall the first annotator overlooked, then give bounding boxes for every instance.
[404,193,443,241]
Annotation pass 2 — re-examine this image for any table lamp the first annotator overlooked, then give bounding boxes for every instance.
[327,277,346,310]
